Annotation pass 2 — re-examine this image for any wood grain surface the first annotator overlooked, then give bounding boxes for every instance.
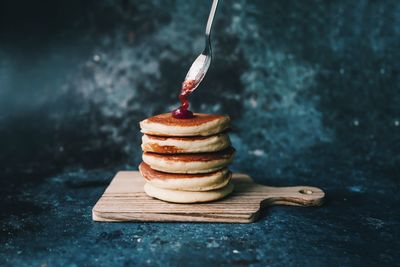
[92,171,325,223]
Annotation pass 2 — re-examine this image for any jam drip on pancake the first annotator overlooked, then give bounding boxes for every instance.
[172,79,198,119]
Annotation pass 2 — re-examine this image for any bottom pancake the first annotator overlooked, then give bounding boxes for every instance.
[139,162,231,191]
[144,182,234,203]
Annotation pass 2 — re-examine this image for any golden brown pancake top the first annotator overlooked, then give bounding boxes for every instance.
[144,147,235,162]
[145,113,229,127]
[143,143,183,154]
[144,133,226,141]
[139,162,229,180]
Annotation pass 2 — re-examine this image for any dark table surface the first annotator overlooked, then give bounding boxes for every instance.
[1,0,399,266]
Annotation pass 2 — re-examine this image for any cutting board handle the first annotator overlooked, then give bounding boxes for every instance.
[261,185,325,207]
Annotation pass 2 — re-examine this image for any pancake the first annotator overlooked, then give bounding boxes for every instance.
[144,181,234,203]
[141,133,230,154]
[142,147,235,174]
[139,113,230,137]
[139,162,231,191]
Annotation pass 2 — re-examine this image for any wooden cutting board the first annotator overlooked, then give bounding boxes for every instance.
[92,171,325,223]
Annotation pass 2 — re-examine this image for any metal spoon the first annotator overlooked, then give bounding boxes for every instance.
[183,0,219,93]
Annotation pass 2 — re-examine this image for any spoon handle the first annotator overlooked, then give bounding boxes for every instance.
[205,0,219,36]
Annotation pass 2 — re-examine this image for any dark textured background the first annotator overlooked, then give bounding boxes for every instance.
[1,0,399,266]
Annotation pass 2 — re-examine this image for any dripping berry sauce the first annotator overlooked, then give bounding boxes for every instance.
[171,79,198,119]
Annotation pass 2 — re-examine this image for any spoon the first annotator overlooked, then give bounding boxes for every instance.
[183,0,219,93]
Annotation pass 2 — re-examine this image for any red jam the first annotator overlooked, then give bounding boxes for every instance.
[172,79,198,119]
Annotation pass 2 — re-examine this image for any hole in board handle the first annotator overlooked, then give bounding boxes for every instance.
[299,189,313,195]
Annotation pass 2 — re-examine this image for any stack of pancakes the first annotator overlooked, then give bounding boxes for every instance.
[139,113,235,203]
